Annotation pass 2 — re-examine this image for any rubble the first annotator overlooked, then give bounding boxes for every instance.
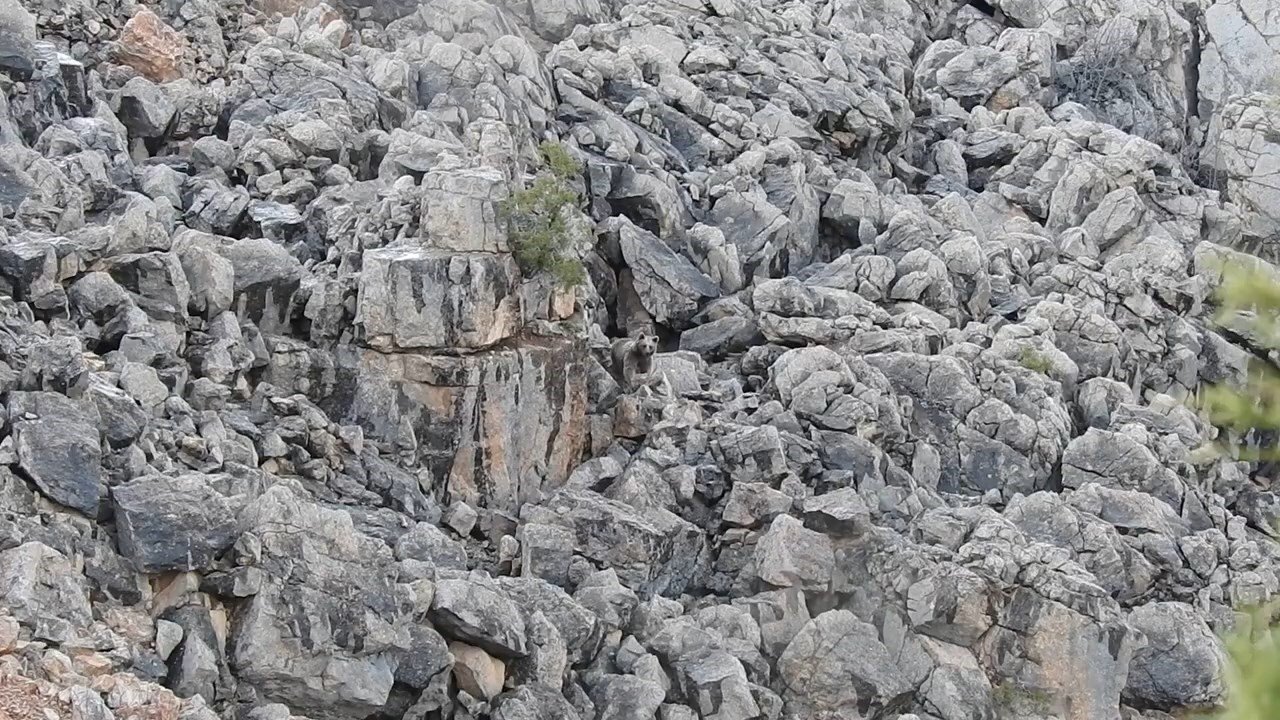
[0,0,1272,718]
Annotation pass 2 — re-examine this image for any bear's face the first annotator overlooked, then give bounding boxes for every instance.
[636,334,658,356]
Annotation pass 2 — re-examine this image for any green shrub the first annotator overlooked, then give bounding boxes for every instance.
[1198,260,1280,462]
[992,683,1054,716]
[1217,604,1280,720]
[1197,259,1280,719]
[503,142,586,287]
[1018,347,1053,375]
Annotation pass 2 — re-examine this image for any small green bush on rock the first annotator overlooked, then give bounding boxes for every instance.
[1018,347,1053,375]
[504,142,587,288]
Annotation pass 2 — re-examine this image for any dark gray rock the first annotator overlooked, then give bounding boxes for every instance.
[611,217,719,328]
[494,576,601,664]
[395,623,453,691]
[218,237,304,334]
[117,77,176,138]
[430,575,529,659]
[10,391,102,515]
[103,251,192,323]
[678,317,761,359]
[230,485,410,717]
[753,515,833,591]
[0,541,93,641]
[111,474,239,572]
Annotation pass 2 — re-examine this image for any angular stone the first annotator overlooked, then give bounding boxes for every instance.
[979,587,1137,720]
[678,317,760,359]
[1204,94,1280,240]
[675,648,760,720]
[733,588,811,661]
[430,576,528,659]
[218,237,304,335]
[0,542,93,641]
[1123,603,1227,709]
[591,675,666,720]
[494,576,601,664]
[614,218,719,327]
[449,641,505,700]
[112,474,238,573]
[573,569,638,632]
[778,610,912,717]
[115,8,186,83]
[753,515,833,591]
[117,77,176,138]
[518,523,575,587]
[421,168,509,253]
[493,685,582,720]
[1061,429,1182,509]
[119,362,169,411]
[173,232,235,317]
[103,251,191,323]
[721,483,792,528]
[394,522,468,570]
[522,489,707,597]
[396,623,451,690]
[230,486,409,717]
[802,488,872,537]
[357,247,521,351]
[936,47,1019,101]
[10,391,102,515]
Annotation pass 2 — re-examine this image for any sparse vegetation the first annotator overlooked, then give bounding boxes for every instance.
[1053,21,1164,145]
[1197,260,1280,461]
[1195,259,1280,719]
[1018,347,1053,375]
[992,683,1055,716]
[503,141,587,288]
[1214,602,1280,720]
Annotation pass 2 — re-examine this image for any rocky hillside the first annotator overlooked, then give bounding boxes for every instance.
[0,0,1278,718]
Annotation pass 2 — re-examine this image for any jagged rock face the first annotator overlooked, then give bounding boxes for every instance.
[341,339,589,517]
[0,0,1275,720]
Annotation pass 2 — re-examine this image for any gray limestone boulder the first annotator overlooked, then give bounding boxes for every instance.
[493,685,582,720]
[1203,94,1280,242]
[613,218,719,328]
[778,610,913,717]
[218,237,304,335]
[357,247,522,351]
[394,522,468,570]
[1061,429,1183,510]
[420,168,510,253]
[522,489,707,597]
[936,47,1019,102]
[10,391,103,515]
[116,77,176,138]
[1123,603,1227,710]
[591,674,667,720]
[0,542,93,642]
[753,515,833,591]
[230,485,411,717]
[103,251,192,323]
[674,648,760,720]
[430,575,529,659]
[343,339,587,516]
[112,474,239,573]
